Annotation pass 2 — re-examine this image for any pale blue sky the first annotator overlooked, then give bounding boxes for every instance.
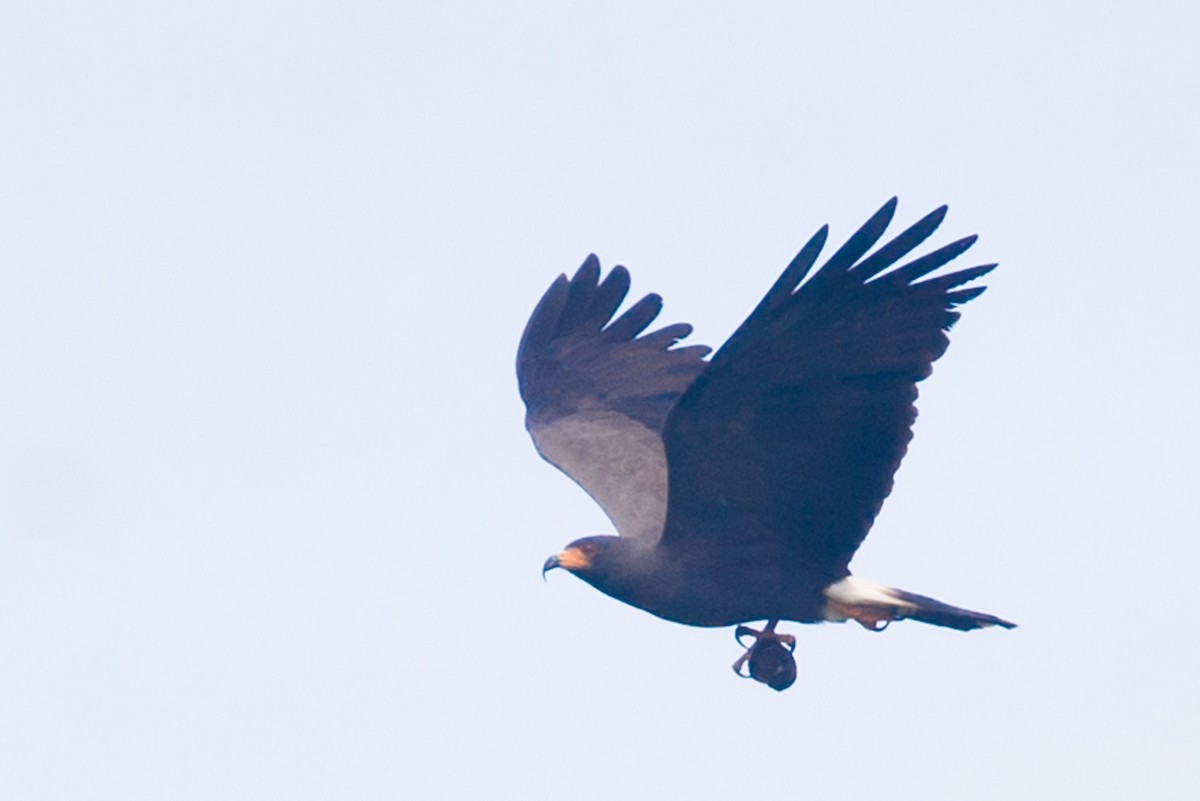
[2,2,1198,799]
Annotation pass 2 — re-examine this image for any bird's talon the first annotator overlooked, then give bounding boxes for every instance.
[729,620,799,689]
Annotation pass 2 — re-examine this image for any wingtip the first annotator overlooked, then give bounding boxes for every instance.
[516,271,573,371]
[816,200,898,276]
[572,254,601,285]
[874,196,899,226]
[602,292,664,340]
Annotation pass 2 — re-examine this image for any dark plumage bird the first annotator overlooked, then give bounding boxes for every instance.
[518,199,1014,687]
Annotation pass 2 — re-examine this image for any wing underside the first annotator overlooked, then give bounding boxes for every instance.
[516,256,710,539]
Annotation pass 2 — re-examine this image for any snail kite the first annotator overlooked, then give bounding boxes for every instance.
[519,199,1015,687]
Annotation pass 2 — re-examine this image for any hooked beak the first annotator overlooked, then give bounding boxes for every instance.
[542,546,591,581]
[542,554,560,581]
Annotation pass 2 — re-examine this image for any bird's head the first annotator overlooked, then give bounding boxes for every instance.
[542,535,610,579]
[542,535,654,588]
[542,535,675,617]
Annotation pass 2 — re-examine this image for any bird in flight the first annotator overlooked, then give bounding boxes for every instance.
[517,198,1014,690]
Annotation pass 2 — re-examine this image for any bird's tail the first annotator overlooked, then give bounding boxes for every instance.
[823,576,1016,631]
[888,588,1017,631]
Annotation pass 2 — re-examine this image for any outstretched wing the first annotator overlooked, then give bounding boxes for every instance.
[517,255,711,539]
[660,199,994,577]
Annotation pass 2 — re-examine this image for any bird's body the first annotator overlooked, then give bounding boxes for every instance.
[519,199,1014,678]
[554,534,834,628]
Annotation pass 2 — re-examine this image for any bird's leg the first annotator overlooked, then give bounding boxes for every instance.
[731,619,796,677]
[846,608,896,632]
[825,597,899,632]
